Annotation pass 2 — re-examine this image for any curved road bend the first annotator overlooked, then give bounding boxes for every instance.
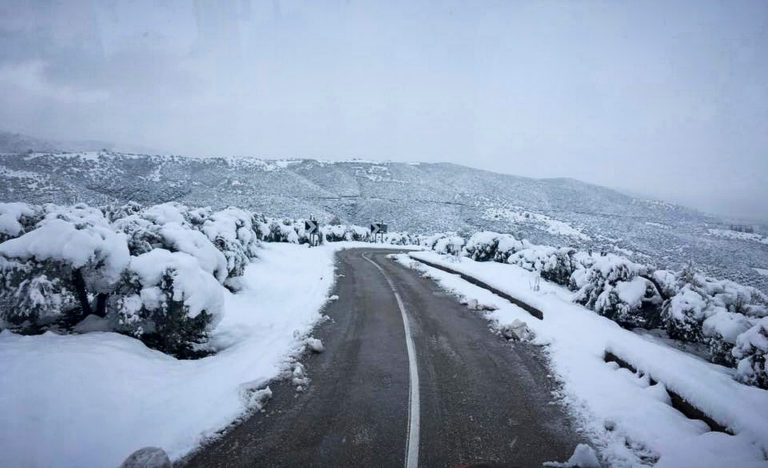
[183,249,581,468]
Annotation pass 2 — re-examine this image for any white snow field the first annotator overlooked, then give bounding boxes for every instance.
[0,243,357,467]
[400,251,768,468]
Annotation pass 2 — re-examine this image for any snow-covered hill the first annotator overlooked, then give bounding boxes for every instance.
[1,150,766,292]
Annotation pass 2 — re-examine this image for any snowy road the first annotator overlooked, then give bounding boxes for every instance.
[184,249,581,467]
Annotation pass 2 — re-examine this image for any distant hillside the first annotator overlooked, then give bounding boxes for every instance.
[0,130,115,154]
[0,150,766,292]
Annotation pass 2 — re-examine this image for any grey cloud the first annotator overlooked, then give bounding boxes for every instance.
[0,0,765,219]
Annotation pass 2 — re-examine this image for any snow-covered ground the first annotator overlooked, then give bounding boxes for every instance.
[483,206,591,240]
[708,228,768,245]
[0,243,361,467]
[400,251,768,467]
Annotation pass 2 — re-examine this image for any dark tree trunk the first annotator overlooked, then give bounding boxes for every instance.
[72,268,92,318]
[93,293,108,318]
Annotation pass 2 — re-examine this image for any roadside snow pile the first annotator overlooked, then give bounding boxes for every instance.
[402,252,768,467]
[424,231,768,389]
[0,243,338,467]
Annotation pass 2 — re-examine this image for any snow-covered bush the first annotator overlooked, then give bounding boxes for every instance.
[570,254,662,327]
[508,245,578,287]
[662,285,709,342]
[113,249,225,358]
[201,208,260,281]
[732,317,768,389]
[0,202,41,242]
[321,224,370,242]
[0,208,130,325]
[103,201,144,223]
[0,257,78,329]
[112,207,227,281]
[260,219,301,243]
[651,269,678,299]
[463,231,503,261]
[321,224,348,242]
[111,203,265,289]
[0,202,260,358]
[659,266,768,367]
[702,310,751,366]
[463,231,525,262]
[423,233,466,255]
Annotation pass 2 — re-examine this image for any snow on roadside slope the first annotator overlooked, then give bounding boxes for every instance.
[0,243,339,468]
[400,251,768,467]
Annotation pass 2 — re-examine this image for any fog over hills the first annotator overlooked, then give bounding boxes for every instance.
[1,149,767,293]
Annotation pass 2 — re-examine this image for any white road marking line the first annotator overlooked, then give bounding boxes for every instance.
[362,252,420,468]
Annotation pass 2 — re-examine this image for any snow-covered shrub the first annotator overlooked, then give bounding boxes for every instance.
[112,209,228,282]
[702,310,752,366]
[463,231,526,263]
[383,232,406,245]
[651,269,678,299]
[463,231,503,261]
[111,203,265,286]
[424,234,465,255]
[321,224,370,242]
[592,277,663,328]
[661,266,768,344]
[0,202,254,358]
[260,219,301,243]
[0,208,130,325]
[140,202,191,226]
[112,215,166,256]
[732,318,768,389]
[113,249,225,358]
[0,257,78,329]
[321,224,347,242]
[201,208,260,281]
[506,245,578,287]
[346,225,371,242]
[494,235,526,263]
[0,202,41,242]
[571,254,654,325]
[102,201,144,223]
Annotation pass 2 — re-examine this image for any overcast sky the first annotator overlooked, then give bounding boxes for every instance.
[0,1,766,219]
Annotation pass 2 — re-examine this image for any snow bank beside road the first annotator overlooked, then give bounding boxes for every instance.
[403,251,768,467]
[0,243,343,467]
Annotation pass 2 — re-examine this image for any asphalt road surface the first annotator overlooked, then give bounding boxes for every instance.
[183,249,582,468]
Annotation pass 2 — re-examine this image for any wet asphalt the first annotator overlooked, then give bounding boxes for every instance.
[182,249,582,468]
